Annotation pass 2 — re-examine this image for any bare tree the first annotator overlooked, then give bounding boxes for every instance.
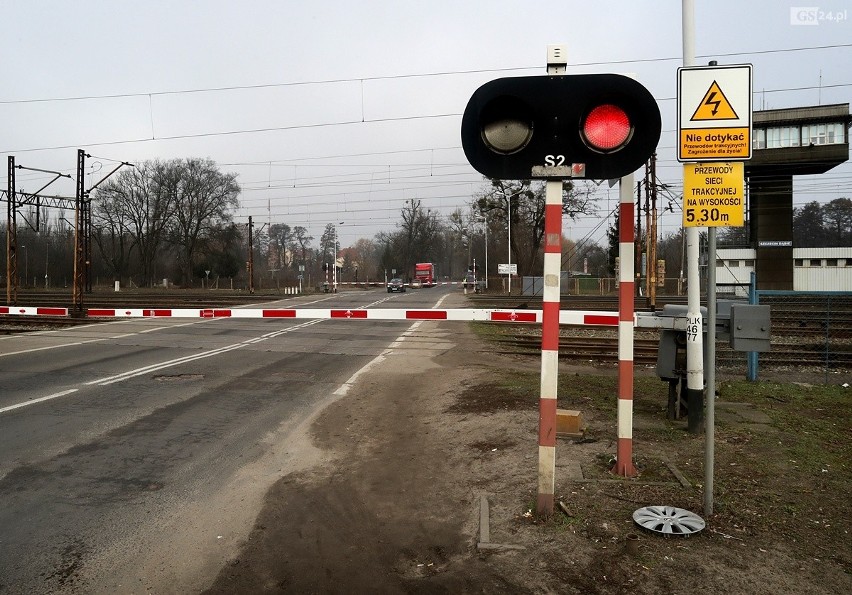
[93,161,174,286]
[473,179,596,277]
[268,223,291,273]
[91,189,136,282]
[165,158,240,284]
[350,238,379,279]
[398,199,441,276]
[290,226,313,267]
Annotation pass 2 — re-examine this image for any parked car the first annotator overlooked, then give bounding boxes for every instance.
[387,278,406,293]
[410,278,423,289]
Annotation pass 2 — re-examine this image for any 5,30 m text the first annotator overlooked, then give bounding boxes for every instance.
[685,207,729,224]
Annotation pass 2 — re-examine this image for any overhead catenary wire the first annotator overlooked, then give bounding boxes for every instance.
[2,40,850,155]
[4,41,849,250]
[2,41,849,105]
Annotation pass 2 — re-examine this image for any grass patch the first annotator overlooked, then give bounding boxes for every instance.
[462,323,852,582]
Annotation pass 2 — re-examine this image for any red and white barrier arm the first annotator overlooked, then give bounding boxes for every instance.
[2,306,623,325]
[80,307,621,325]
[0,306,69,316]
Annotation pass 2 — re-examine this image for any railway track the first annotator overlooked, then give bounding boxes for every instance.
[471,294,852,369]
[466,294,688,312]
[494,332,852,368]
[0,315,93,334]
[497,336,661,365]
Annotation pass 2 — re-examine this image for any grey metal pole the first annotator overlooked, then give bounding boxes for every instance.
[705,226,717,516]
[747,272,759,380]
[484,218,488,290]
[507,196,512,294]
[333,225,337,293]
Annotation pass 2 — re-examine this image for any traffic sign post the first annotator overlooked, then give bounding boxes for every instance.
[677,34,753,516]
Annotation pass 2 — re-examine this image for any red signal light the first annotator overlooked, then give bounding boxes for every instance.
[582,104,632,152]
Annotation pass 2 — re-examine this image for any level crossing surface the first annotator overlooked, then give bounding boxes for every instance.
[0,287,461,592]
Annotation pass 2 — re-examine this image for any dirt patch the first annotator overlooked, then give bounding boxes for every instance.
[446,381,536,414]
[204,321,851,594]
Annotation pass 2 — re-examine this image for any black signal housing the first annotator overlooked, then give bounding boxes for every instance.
[461,74,661,180]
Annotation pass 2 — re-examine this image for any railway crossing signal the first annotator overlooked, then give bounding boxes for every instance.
[461,74,662,181]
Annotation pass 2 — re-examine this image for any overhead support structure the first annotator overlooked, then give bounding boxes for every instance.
[247,215,255,294]
[6,157,18,305]
[73,149,87,315]
[5,151,129,312]
[71,149,133,313]
[5,158,74,305]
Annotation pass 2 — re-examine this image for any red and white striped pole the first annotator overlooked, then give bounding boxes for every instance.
[613,171,637,477]
[537,178,564,516]
[536,47,569,517]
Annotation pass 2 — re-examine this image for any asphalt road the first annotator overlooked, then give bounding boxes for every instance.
[0,286,458,593]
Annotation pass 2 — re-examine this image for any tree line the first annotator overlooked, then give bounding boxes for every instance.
[10,156,847,292]
[793,198,852,247]
[92,162,612,289]
[0,163,692,291]
[92,158,240,286]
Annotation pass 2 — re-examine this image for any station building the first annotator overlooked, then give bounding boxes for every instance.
[717,246,852,295]
[744,102,851,290]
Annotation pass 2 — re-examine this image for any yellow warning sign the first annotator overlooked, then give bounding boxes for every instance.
[678,64,752,162]
[682,162,744,228]
[690,81,739,121]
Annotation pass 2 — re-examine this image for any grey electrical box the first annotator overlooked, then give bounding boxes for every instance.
[715,299,736,341]
[655,305,707,381]
[656,328,686,380]
[729,304,771,352]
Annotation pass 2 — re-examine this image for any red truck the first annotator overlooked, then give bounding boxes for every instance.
[414,263,436,287]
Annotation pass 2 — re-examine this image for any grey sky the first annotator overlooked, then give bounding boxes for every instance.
[2,0,850,249]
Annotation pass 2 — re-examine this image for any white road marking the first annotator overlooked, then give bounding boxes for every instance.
[0,319,212,358]
[332,292,448,396]
[0,389,79,415]
[0,340,99,358]
[86,319,324,386]
[1,293,450,410]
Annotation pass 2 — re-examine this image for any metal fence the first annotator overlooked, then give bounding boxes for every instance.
[711,275,852,383]
[514,274,852,384]
[748,289,852,384]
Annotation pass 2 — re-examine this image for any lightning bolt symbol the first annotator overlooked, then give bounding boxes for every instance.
[705,91,722,116]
